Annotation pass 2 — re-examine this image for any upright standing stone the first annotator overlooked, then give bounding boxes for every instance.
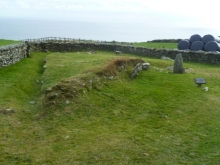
[173,54,185,74]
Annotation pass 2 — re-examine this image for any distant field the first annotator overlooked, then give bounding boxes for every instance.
[0,39,22,46]
[133,42,178,49]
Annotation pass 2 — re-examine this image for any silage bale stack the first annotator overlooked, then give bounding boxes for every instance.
[178,34,204,51]
[178,34,220,52]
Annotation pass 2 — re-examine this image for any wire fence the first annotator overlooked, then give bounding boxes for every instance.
[23,37,133,46]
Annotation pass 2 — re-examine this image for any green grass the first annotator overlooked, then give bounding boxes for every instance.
[133,42,178,49]
[0,52,49,109]
[1,50,220,164]
[0,39,22,46]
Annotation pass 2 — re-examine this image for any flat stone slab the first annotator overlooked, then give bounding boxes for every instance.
[195,78,206,87]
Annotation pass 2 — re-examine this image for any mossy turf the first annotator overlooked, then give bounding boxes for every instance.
[1,50,220,164]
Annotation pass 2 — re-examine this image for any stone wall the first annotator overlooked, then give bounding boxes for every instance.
[1,41,220,68]
[0,43,28,68]
[29,42,220,65]
[116,45,220,65]
[29,42,116,52]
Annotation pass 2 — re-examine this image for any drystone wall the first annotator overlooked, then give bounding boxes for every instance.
[29,42,116,52]
[1,41,220,68]
[0,43,29,68]
[29,42,220,65]
[116,45,220,65]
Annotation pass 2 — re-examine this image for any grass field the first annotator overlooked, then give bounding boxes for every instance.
[133,42,178,49]
[1,45,220,164]
[0,39,22,46]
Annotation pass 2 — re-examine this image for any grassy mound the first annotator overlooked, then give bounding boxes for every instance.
[43,57,144,106]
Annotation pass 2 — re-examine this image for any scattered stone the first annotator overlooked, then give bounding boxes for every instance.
[203,87,209,91]
[142,62,150,70]
[0,108,15,115]
[136,63,142,72]
[6,108,12,111]
[29,101,36,105]
[65,135,70,139]
[161,56,174,61]
[143,153,149,156]
[89,49,96,54]
[108,76,114,80]
[46,101,56,106]
[185,68,194,73]
[48,93,58,100]
[115,50,122,54]
[131,63,142,79]
[43,65,47,69]
[166,66,173,71]
[45,87,53,94]
[173,54,185,74]
[66,100,70,104]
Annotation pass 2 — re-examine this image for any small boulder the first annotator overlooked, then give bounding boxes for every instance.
[142,63,150,70]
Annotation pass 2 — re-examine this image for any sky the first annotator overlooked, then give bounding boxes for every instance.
[1,0,220,29]
[0,0,220,41]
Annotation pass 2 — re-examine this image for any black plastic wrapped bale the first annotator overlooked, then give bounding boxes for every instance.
[190,41,204,51]
[178,40,191,50]
[204,41,220,52]
[189,34,202,43]
[202,34,220,44]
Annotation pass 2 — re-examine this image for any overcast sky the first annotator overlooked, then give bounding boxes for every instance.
[1,0,220,29]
